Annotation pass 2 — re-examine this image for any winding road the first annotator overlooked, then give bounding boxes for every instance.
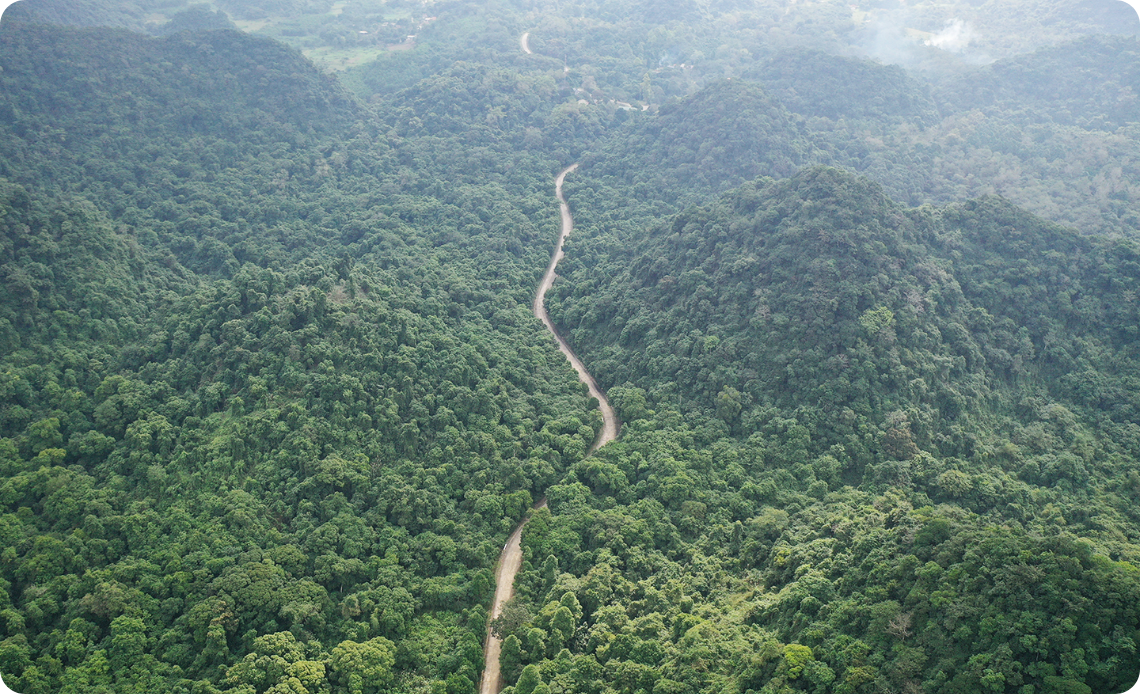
[520,31,533,55]
[478,166,619,694]
[533,165,620,454]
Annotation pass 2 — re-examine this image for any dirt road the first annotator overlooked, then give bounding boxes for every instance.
[532,164,620,453]
[479,498,547,694]
[478,165,620,694]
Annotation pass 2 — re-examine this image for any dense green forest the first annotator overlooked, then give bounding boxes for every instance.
[0,16,602,694]
[1,0,1139,693]
[535,165,1140,694]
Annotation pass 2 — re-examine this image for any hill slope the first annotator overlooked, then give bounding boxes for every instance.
[529,167,1140,694]
[0,20,601,694]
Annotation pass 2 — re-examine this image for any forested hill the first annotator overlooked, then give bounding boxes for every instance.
[0,21,366,273]
[551,166,1140,458]
[0,179,190,356]
[571,35,1140,238]
[749,51,941,126]
[2,6,1140,694]
[0,17,604,694]
[937,35,1140,130]
[0,23,359,147]
[530,167,1140,694]
[2,0,150,30]
[582,80,811,198]
[562,80,820,244]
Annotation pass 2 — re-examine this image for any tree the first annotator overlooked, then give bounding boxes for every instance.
[558,592,583,621]
[500,635,524,683]
[490,599,532,640]
[782,644,814,680]
[541,556,558,593]
[716,387,742,425]
[107,616,146,673]
[515,665,544,694]
[550,606,575,646]
[329,638,396,694]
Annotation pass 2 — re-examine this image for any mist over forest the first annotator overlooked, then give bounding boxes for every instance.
[0,1,1139,693]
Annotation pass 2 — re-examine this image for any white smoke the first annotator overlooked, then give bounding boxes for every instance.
[925,19,975,53]
[853,9,995,68]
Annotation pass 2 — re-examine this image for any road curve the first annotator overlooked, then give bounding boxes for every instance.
[520,32,532,54]
[533,165,620,454]
[478,166,620,694]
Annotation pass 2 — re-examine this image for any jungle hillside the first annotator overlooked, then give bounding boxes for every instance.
[1,0,1139,693]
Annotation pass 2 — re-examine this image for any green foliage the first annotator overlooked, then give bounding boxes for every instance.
[329,637,396,693]
[2,3,1140,694]
[783,643,813,679]
[751,49,940,125]
[857,306,894,335]
[528,163,1140,694]
[579,80,815,209]
[157,7,240,36]
[941,36,1140,132]
[0,15,602,693]
[516,664,544,694]
[491,600,533,640]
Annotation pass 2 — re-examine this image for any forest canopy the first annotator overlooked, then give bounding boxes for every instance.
[1,1,1139,693]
